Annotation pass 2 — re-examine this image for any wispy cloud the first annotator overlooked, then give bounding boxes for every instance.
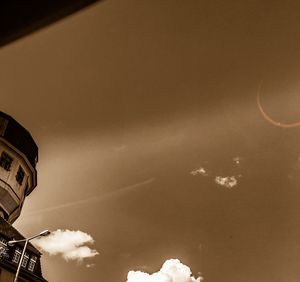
[190,167,208,176]
[215,176,238,188]
[24,178,155,217]
[113,144,127,152]
[32,229,99,262]
[126,259,202,282]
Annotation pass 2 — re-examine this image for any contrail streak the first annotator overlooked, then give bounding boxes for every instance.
[23,177,156,217]
[257,84,300,128]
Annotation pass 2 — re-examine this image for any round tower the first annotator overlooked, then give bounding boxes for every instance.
[0,112,38,223]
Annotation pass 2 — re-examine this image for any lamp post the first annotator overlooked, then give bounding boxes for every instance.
[8,230,50,282]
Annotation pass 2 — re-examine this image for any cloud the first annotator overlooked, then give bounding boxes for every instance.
[190,167,208,176]
[32,229,99,262]
[113,144,127,152]
[23,178,155,217]
[215,176,238,188]
[126,259,202,282]
[233,157,241,165]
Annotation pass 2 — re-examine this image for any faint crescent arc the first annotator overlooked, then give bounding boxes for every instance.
[257,87,300,128]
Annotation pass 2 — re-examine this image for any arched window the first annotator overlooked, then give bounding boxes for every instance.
[21,252,29,268]
[28,255,37,272]
[12,248,21,264]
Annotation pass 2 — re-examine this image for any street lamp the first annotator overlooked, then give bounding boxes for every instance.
[8,230,51,282]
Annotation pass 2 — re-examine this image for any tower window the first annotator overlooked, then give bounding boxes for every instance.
[0,152,13,171]
[28,255,37,272]
[16,166,25,185]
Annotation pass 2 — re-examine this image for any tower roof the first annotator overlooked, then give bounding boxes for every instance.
[0,111,38,168]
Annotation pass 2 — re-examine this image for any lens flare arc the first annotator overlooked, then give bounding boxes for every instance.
[257,89,300,128]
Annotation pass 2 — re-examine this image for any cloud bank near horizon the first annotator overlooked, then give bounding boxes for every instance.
[33,229,99,262]
[126,259,202,282]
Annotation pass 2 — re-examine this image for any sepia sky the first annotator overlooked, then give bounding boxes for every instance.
[1,0,300,281]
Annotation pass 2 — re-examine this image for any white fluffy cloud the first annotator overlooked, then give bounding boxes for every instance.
[126,259,202,282]
[32,229,99,262]
[215,176,237,188]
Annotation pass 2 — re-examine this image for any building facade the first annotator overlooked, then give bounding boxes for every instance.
[0,112,46,282]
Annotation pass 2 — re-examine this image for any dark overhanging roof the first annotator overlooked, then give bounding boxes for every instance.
[0,0,102,47]
[0,111,38,169]
[0,217,40,255]
[0,217,46,281]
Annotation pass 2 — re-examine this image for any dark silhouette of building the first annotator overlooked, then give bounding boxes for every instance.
[0,0,102,47]
[0,111,46,282]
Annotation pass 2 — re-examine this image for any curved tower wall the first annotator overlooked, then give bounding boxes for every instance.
[0,112,38,223]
